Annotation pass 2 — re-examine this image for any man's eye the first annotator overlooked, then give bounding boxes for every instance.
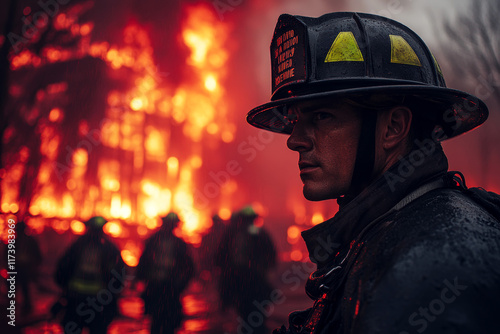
[312,112,333,121]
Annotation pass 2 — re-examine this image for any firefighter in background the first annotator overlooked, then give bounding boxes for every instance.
[54,216,125,334]
[3,220,43,315]
[215,206,277,334]
[199,214,226,282]
[135,212,195,334]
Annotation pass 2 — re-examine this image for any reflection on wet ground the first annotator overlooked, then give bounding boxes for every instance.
[5,262,312,334]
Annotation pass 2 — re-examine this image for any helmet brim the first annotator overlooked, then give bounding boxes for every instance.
[246,84,488,140]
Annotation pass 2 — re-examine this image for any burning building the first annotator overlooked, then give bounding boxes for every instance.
[0,1,245,264]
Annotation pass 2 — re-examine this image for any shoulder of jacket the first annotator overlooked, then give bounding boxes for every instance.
[347,188,500,333]
[366,187,500,269]
[383,187,499,241]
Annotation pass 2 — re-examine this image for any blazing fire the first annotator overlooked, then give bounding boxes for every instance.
[1,3,236,263]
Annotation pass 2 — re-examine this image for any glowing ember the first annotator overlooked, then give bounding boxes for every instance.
[70,220,86,235]
[104,221,123,238]
[121,249,138,267]
[48,108,64,122]
[287,225,301,240]
[218,207,231,220]
[9,204,19,214]
[311,212,325,226]
[290,249,304,262]
[121,241,141,267]
[204,74,218,92]
[130,97,145,111]
[72,148,88,166]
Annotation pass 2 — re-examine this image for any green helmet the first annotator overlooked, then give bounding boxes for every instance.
[246,12,488,139]
[161,212,180,230]
[239,205,258,219]
[85,216,107,231]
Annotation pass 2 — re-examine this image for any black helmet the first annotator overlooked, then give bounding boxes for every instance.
[161,212,180,230]
[246,12,488,139]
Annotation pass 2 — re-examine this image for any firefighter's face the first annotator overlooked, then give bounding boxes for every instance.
[286,99,362,201]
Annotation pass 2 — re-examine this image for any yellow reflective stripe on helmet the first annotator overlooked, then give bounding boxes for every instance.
[68,279,103,294]
[390,35,421,66]
[324,32,364,62]
[431,53,443,76]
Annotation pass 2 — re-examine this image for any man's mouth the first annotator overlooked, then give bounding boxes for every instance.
[299,161,320,175]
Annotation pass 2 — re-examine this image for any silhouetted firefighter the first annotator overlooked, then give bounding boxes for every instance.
[199,214,226,281]
[2,220,43,315]
[215,206,277,334]
[53,216,126,334]
[136,212,195,334]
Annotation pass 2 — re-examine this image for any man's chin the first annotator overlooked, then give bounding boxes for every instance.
[302,185,339,201]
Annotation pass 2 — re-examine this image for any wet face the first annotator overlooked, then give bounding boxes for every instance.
[286,99,362,201]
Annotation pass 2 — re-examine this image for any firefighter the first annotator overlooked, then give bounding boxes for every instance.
[54,216,126,334]
[199,214,226,282]
[246,12,500,334]
[5,220,43,315]
[215,206,277,334]
[135,212,194,334]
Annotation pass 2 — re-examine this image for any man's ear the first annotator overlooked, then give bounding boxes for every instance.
[380,106,412,150]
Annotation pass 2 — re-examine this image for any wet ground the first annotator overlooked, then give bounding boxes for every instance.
[2,262,313,334]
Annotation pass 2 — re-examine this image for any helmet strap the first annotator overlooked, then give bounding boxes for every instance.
[343,111,378,203]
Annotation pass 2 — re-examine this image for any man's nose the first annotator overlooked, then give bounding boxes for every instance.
[287,120,312,152]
